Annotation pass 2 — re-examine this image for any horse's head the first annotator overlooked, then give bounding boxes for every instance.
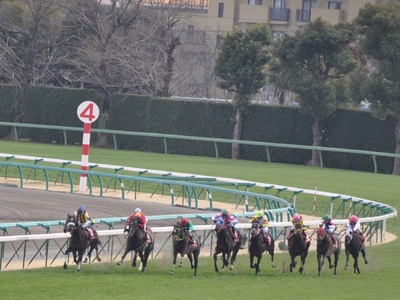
[251,222,260,237]
[294,221,303,234]
[128,217,140,236]
[172,222,186,243]
[214,217,225,232]
[345,230,353,244]
[63,214,78,233]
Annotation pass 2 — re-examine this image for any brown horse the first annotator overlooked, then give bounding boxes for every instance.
[169,222,201,276]
[117,217,154,272]
[63,214,101,271]
[249,222,276,275]
[316,225,341,277]
[213,219,243,273]
[344,230,368,274]
[288,222,310,274]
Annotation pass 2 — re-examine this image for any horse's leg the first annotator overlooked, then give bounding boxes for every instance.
[255,254,262,275]
[132,252,138,268]
[250,252,255,269]
[179,252,184,267]
[230,248,239,271]
[327,255,332,268]
[317,254,322,277]
[344,249,350,270]
[361,245,368,265]
[188,252,194,269]
[354,254,360,274]
[76,250,83,272]
[299,253,307,274]
[117,248,129,265]
[268,246,276,268]
[289,255,296,272]
[213,250,220,273]
[63,247,71,269]
[333,253,339,275]
[193,250,199,277]
[169,250,178,275]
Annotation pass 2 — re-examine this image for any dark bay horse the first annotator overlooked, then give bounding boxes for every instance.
[117,217,154,272]
[288,222,310,274]
[249,222,276,275]
[344,230,368,274]
[169,222,201,276]
[213,220,243,273]
[63,214,101,271]
[316,225,341,277]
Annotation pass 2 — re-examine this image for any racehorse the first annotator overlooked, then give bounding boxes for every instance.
[213,219,243,273]
[344,230,368,274]
[63,214,101,271]
[117,217,154,272]
[248,221,276,275]
[288,221,310,274]
[169,222,201,276]
[316,225,341,277]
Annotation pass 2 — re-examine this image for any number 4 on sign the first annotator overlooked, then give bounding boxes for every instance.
[77,101,100,123]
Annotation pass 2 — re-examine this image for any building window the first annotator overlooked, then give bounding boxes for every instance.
[188,25,194,44]
[328,2,342,10]
[187,25,205,45]
[248,0,263,5]
[274,0,287,9]
[218,3,224,17]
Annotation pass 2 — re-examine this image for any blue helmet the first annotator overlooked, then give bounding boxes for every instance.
[77,208,84,215]
[79,205,85,211]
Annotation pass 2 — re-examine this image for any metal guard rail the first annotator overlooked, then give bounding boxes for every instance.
[1,121,400,173]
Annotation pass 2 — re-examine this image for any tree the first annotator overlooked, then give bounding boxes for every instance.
[0,0,65,129]
[214,23,272,159]
[353,2,400,175]
[270,18,357,166]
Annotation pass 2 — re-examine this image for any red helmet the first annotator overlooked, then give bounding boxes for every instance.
[349,215,358,223]
[181,217,189,226]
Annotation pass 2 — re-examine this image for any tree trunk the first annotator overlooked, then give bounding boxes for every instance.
[308,115,324,166]
[392,118,400,175]
[231,109,243,159]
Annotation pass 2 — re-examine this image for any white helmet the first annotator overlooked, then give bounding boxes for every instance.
[134,208,141,213]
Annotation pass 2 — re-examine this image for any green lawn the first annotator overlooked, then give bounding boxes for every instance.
[0,140,399,299]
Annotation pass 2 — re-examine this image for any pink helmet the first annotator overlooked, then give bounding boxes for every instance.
[293,214,301,222]
[349,215,358,223]
[181,217,189,226]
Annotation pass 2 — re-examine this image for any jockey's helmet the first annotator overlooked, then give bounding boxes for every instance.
[293,214,301,222]
[134,212,142,218]
[349,215,358,223]
[322,214,330,222]
[79,205,85,211]
[134,208,141,213]
[221,209,228,216]
[256,211,263,218]
[181,217,189,226]
[77,208,84,215]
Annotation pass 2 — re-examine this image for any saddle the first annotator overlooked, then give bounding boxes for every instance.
[84,228,96,240]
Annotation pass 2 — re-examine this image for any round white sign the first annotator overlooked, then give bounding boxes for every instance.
[77,101,100,123]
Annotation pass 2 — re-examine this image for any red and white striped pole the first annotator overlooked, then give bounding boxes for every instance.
[77,101,99,192]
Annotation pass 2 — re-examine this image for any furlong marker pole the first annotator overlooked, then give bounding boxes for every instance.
[79,122,91,192]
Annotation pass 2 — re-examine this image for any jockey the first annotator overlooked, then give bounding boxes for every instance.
[75,205,95,239]
[250,210,271,245]
[124,208,148,237]
[219,209,240,242]
[289,213,309,242]
[181,217,196,246]
[346,214,365,243]
[320,214,337,246]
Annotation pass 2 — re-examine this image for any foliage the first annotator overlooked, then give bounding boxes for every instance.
[214,23,272,111]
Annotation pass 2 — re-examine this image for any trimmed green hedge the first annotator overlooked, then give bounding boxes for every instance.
[0,85,397,174]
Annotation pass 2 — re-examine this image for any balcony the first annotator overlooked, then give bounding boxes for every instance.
[270,8,290,21]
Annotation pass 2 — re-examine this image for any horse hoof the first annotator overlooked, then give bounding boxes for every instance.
[76,269,80,272]
[271,264,276,268]
[97,257,102,262]
[63,264,67,270]
[169,271,174,275]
